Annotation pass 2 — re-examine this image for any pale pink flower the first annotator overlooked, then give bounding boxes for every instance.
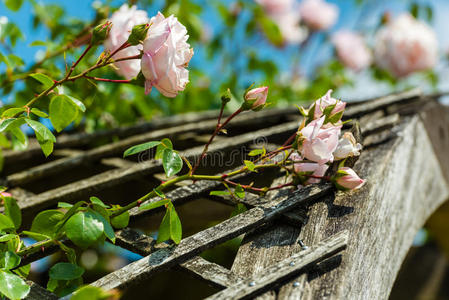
[256,0,307,45]
[141,12,193,98]
[294,162,329,184]
[300,116,341,164]
[332,31,372,72]
[299,0,338,31]
[374,13,438,77]
[335,167,365,190]
[333,132,362,160]
[0,192,11,197]
[104,4,149,79]
[309,89,346,120]
[244,86,269,110]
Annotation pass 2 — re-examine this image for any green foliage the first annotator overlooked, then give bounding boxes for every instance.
[64,210,105,248]
[4,197,21,229]
[71,285,112,300]
[49,263,84,281]
[31,210,64,237]
[162,148,183,177]
[123,141,160,157]
[4,0,24,11]
[49,95,79,132]
[157,202,182,244]
[0,270,30,300]
[230,203,247,218]
[234,184,245,199]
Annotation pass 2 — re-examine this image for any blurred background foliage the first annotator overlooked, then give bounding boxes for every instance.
[0,0,446,135]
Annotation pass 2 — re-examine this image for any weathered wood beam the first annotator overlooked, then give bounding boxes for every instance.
[90,183,333,291]
[206,230,348,300]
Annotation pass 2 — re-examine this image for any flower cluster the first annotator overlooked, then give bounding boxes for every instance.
[291,90,365,190]
[103,4,193,97]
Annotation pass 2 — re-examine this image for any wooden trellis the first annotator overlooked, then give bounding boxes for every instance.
[3,89,449,299]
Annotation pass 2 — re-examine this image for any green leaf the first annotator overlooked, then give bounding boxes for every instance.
[29,73,54,89]
[90,210,115,243]
[31,210,64,237]
[36,138,54,157]
[123,141,160,157]
[49,95,78,132]
[58,243,77,265]
[110,211,129,229]
[0,270,30,300]
[21,231,50,241]
[139,198,170,211]
[0,214,15,231]
[49,263,84,281]
[65,95,86,112]
[24,119,55,142]
[14,264,30,279]
[55,201,86,233]
[57,202,73,208]
[157,209,171,243]
[155,138,173,159]
[9,127,27,148]
[4,197,21,229]
[0,233,16,242]
[29,40,47,47]
[327,111,343,124]
[4,0,24,11]
[162,149,183,177]
[0,118,25,133]
[30,108,48,118]
[244,160,256,172]
[169,208,182,244]
[235,184,245,199]
[209,190,230,196]
[230,203,247,218]
[0,251,20,270]
[71,285,112,300]
[89,197,109,208]
[1,108,25,118]
[248,149,264,156]
[65,211,104,248]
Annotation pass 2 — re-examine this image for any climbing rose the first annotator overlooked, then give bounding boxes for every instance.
[333,132,362,160]
[104,4,149,79]
[244,86,269,110]
[374,13,438,77]
[141,12,194,98]
[294,162,329,184]
[299,0,338,31]
[256,0,307,45]
[335,167,365,190]
[331,31,372,72]
[309,89,346,120]
[300,116,341,164]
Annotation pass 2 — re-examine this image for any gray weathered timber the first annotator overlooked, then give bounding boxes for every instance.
[14,121,298,214]
[91,183,332,291]
[24,282,58,300]
[206,230,348,300]
[231,104,449,299]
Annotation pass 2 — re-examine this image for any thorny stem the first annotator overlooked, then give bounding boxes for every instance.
[84,76,133,83]
[190,107,243,175]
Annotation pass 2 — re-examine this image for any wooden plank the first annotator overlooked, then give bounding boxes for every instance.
[25,281,58,300]
[15,121,298,214]
[206,230,348,300]
[90,183,333,291]
[276,108,449,299]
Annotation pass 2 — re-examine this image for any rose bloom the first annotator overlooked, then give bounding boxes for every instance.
[141,12,194,98]
[335,167,365,190]
[299,0,338,31]
[309,89,346,120]
[244,86,268,110]
[332,31,372,72]
[300,116,341,164]
[333,132,362,160]
[294,162,329,184]
[374,13,438,77]
[104,4,149,79]
[256,0,307,45]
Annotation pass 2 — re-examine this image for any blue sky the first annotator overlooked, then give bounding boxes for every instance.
[2,0,449,100]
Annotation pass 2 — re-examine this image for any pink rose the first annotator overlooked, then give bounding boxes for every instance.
[244,86,268,110]
[0,192,11,197]
[333,132,362,160]
[294,162,329,184]
[335,167,365,190]
[299,0,338,31]
[141,12,194,98]
[331,31,372,72]
[374,13,438,77]
[104,4,149,79]
[300,116,341,164]
[256,0,307,45]
[309,89,346,120]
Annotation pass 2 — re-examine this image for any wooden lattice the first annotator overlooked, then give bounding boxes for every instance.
[4,89,449,299]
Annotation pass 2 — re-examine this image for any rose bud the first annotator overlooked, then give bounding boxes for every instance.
[91,21,112,45]
[0,192,11,197]
[127,23,150,46]
[308,89,346,122]
[333,132,362,160]
[334,167,365,190]
[294,162,329,184]
[243,86,269,111]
